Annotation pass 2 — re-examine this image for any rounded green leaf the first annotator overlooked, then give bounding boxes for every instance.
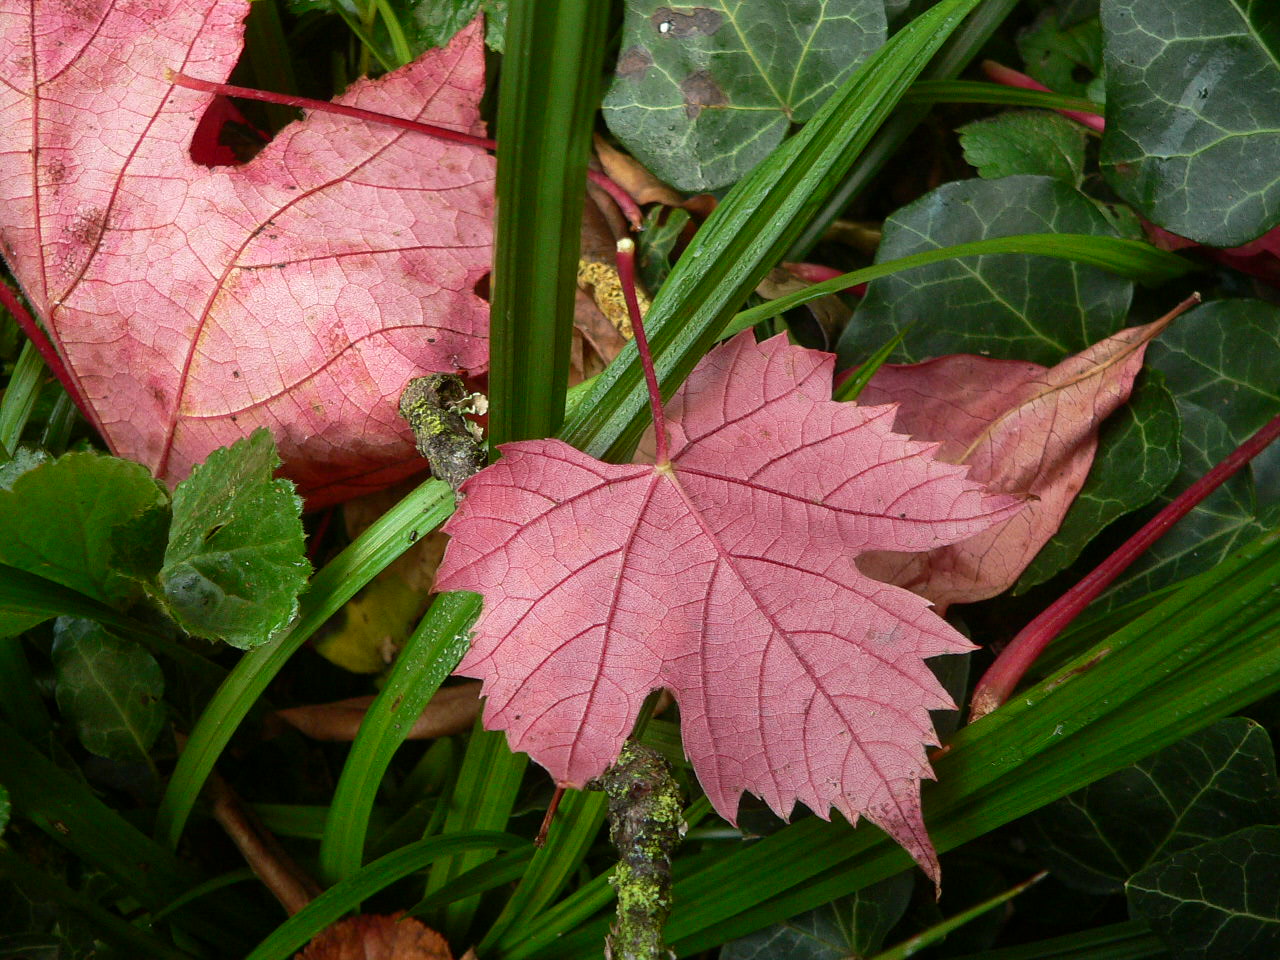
[603,0,887,191]
[838,175,1134,368]
[160,429,310,649]
[1127,825,1280,960]
[52,618,165,764]
[958,111,1088,185]
[0,451,169,608]
[1101,0,1280,246]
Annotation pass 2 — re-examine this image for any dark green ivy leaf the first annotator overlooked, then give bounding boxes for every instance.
[1127,825,1280,960]
[603,0,886,191]
[838,175,1134,368]
[1026,718,1280,895]
[52,618,165,765]
[1017,8,1102,98]
[958,111,1088,185]
[159,429,310,649]
[719,872,913,960]
[1101,0,1280,246]
[1097,300,1280,611]
[0,452,169,609]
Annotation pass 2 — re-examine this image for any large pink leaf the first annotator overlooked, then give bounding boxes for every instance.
[436,332,1022,879]
[854,318,1170,609]
[0,1,492,505]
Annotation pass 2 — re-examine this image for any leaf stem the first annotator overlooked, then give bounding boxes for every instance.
[0,282,94,429]
[980,60,1105,133]
[615,239,668,464]
[970,407,1280,722]
[166,72,641,227]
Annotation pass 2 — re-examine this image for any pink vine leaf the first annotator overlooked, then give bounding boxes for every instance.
[853,314,1178,611]
[0,1,493,506]
[436,332,1022,880]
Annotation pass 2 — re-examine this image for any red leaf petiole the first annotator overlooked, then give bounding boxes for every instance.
[614,238,669,465]
[0,282,95,431]
[168,72,644,228]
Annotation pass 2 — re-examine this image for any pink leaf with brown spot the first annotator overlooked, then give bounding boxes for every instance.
[435,332,1021,880]
[854,317,1172,610]
[0,1,492,506]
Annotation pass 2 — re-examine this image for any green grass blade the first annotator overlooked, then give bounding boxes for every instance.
[410,847,537,913]
[725,235,1193,338]
[155,478,454,847]
[480,788,609,954]
[0,848,194,960]
[425,724,529,937]
[318,591,480,882]
[904,80,1102,113]
[789,0,1021,257]
[488,0,609,445]
[244,831,530,960]
[0,340,44,454]
[0,719,260,951]
[832,327,911,402]
[558,0,990,464]
[524,529,1280,957]
[949,919,1166,960]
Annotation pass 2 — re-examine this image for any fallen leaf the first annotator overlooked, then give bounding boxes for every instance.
[296,913,451,960]
[854,317,1171,609]
[436,332,1021,880]
[273,682,482,741]
[0,1,493,506]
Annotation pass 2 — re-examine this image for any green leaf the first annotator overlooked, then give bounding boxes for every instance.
[1018,10,1102,97]
[958,111,1088,185]
[1098,300,1280,610]
[1127,825,1280,960]
[721,873,913,960]
[405,0,482,52]
[638,206,692,294]
[1025,718,1280,894]
[159,429,309,649]
[838,175,1134,369]
[1015,368,1181,592]
[52,618,165,765]
[1101,0,1280,246]
[603,0,887,191]
[0,451,169,608]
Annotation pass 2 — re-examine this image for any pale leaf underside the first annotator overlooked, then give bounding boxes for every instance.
[437,333,1022,878]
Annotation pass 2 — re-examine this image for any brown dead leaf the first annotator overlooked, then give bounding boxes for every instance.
[273,682,483,742]
[295,913,451,960]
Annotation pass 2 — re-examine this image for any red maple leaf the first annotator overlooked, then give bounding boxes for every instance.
[436,330,1022,879]
[0,1,492,506]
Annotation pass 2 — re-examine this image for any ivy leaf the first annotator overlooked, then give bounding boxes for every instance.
[603,0,886,191]
[838,175,1134,369]
[0,451,169,608]
[1097,300,1280,611]
[958,111,1088,185]
[437,332,1021,881]
[1026,718,1280,895]
[1101,0,1280,246]
[854,317,1169,609]
[0,2,493,506]
[1127,825,1280,960]
[160,428,310,649]
[52,618,166,765]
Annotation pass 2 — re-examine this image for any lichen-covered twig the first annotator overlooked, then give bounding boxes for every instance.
[593,740,685,960]
[398,374,487,492]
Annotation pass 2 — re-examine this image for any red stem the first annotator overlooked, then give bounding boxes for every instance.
[615,238,669,464]
[0,282,95,428]
[970,408,1280,722]
[980,60,1106,133]
[169,72,643,229]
